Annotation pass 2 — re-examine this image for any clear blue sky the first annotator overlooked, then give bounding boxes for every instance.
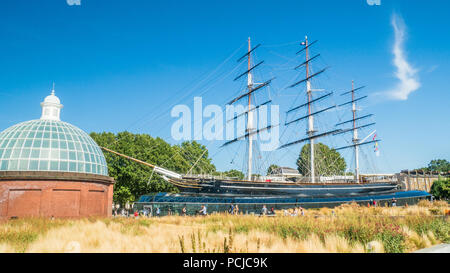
[0,0,449,174]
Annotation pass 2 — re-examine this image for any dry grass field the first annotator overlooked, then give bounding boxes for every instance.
[0,200,448,253]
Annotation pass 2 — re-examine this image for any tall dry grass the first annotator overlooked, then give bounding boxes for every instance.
[0,202,448,253]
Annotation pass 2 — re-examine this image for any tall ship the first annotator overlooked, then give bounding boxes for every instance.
[100,36,427,203]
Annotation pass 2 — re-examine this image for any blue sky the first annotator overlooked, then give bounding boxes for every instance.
[0,0,449,174]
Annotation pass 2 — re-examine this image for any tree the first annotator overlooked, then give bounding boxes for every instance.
[430,178,450,200]
[174,141,216,175]
[113,186,134,207]
[90,132,217,203]
[296,143,346,176]
[427,159,450,173]
[222,169,245,180]
[267,164,280,175]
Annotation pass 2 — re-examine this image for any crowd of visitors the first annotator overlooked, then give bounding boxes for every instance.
[117,198,408,219]
[282,206,305,216]
[367,198,398,207]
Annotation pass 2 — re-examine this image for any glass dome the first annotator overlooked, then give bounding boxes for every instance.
[0,119,108,176]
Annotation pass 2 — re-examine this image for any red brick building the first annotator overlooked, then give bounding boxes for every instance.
[0,88,114,218]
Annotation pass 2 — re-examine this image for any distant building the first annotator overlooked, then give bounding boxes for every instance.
[0,87,114,219]
[268,167,302,181]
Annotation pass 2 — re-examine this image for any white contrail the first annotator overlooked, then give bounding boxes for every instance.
[386,14,420,100]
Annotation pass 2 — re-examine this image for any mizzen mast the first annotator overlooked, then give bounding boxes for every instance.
[305,37,316,183]
[352,81,360,182]
[247,38,254,181]
[334,82,381,182]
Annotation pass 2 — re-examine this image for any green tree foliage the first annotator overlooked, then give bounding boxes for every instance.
[296,143,346,176]
[430,178,450,200]
[267,164,280,175]
[221,169,245,180]
[427,159,450,173]
[90,132,216,205]
[113,186,134,206]
[173,141,216,175]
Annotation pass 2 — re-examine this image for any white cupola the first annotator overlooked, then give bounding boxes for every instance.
[40,84,63,121]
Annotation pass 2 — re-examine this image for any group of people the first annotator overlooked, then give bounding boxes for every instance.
[123,198,406,219]
[368,198,398,207]
[283,206,305,217]
[127,204,208,218]
[260,205,276,216]
[228,204,240,215]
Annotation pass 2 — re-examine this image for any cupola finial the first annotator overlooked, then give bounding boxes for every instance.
[40,85,63,121]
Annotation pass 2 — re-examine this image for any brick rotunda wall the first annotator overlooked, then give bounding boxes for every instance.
[0,171,114,219]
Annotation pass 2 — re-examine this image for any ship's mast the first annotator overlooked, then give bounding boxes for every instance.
[351,81,360,182]
[279,36,341,183]
[335,83,381,182]
[222,38,275,181]
[247,37,254,181]
[305,36,316,183]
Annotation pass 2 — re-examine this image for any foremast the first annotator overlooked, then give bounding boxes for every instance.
[222,38,275,181]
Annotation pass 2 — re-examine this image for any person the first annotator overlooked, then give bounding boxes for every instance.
[235,204,239,215]
[261,205,268,216]
[168,207,172,216]
[291,208,297,216]
[300,207,305,216]
[283,209,288,216]
[182,206,187,216]
[228,204,234,215]
[199,205,207,216]
[134,210,138,218]
[392,198,397,207]
[270,207,275,215]
[156,207,160,217]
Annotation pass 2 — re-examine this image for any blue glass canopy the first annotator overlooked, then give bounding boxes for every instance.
[137,190,431,204]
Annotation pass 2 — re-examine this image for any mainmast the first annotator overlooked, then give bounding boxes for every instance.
[279,36,340,183]
[334,82,381,182]
[247,38,254,181]
[222,38,275,181]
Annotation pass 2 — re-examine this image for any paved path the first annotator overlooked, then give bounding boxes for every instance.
[413,244,450,253]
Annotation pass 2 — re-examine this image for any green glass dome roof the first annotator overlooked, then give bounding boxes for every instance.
[0,119,108,176]
[0,87,109,176]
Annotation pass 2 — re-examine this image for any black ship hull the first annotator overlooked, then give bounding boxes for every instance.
[174,178,400,198]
